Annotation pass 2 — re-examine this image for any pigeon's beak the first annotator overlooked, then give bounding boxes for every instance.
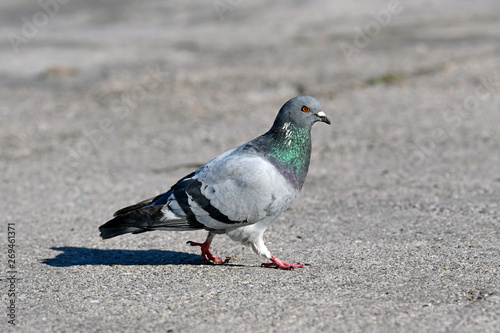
[316,111,331,125]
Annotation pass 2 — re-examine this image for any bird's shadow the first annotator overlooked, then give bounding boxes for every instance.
[43,246,210,267]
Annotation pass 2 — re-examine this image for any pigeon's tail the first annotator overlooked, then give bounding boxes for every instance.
[99,221,144,239]
[99,205,202,239]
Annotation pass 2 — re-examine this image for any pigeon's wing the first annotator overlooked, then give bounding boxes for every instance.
[164,148,298,231]
[111,171,196,217]
[113,197,157,216]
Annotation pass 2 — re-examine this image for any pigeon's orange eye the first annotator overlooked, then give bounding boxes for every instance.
[301,106,309,112]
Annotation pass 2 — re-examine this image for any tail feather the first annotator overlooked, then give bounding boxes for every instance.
[99,205,201,239]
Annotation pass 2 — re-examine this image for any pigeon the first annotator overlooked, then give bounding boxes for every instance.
[99,96,330,270]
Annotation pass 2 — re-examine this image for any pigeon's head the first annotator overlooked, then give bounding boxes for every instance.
[276,96,331,128]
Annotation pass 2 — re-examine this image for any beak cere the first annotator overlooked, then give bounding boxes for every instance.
[316,111,331,125]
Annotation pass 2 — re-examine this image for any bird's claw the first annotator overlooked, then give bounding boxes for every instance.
[187,240,234,264]
[261,263,294,270]
[262,254,305,270]
[210,256,237,265]
[261,262,300,270]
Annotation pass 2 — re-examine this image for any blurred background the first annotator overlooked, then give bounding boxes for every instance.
[1,1,500,332]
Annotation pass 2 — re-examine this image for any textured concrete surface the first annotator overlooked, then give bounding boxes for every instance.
[1,1,500,332]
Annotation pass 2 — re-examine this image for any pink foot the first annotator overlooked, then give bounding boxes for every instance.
[187,240,227,264]
[262,254,305,270]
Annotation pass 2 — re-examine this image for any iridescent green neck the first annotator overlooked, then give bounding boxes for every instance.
[265,122,312,189]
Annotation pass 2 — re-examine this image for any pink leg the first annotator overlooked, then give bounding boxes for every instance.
[187,232,227,264]
[261,254,304,270]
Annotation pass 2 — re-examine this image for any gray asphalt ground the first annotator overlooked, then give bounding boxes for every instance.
[1,1,500,332]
